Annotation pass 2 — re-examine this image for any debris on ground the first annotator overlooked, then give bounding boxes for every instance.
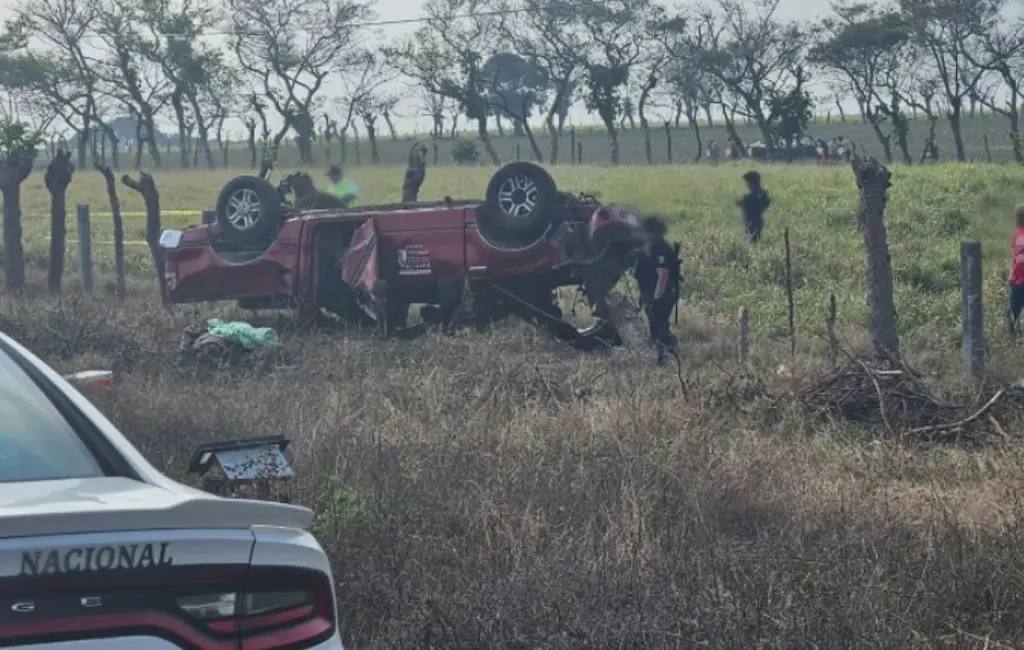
[179,319,279,366]
[205,318,280,348]
[798,359,1024,442]
[604,291,647,350]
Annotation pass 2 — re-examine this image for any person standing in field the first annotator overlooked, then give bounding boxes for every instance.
[708,140,721,165]
[738,170,770,244]
[1007,204,1024,336]
[633,217,680,365]
[325,165,359,208]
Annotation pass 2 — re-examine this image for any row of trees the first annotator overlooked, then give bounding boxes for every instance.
[0,0,1020,167]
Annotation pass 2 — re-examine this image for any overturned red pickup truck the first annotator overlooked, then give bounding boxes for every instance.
[159,162,651,347]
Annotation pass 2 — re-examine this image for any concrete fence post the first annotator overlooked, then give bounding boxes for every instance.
[961,240,984,383]
[77,203,92,293]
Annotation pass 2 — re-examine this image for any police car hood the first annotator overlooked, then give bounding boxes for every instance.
[0,476,313,539]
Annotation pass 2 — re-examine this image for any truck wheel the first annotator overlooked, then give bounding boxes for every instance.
[215,175,284,244]
[484,162,558,233]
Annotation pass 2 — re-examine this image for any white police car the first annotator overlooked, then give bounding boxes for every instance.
[0,332,343,649]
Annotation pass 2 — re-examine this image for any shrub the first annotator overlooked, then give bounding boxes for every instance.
[451,137,479,165]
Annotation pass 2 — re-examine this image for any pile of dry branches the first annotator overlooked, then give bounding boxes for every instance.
[798,359,1024,443]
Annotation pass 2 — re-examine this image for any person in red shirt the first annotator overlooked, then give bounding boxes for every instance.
[1008,205,1024,335]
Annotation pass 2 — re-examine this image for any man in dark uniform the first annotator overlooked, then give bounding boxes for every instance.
[633,216,680,364]
[738,170,770,243]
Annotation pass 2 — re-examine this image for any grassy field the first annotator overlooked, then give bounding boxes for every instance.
[83,110,1022,168]
[6,162,1024,646]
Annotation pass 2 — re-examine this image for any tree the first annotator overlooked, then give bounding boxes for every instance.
[333,51,391,166]
[961,15,1024,161]
[574,0,658,164]
[810,3,915,163]
[0,121,44,291]
[481,52,547,160]
[767,66,814,153]
[8,0,102,168]
[482,53,547,131]
[92,0,169,167]
[45,149,74,293]
[680,0,807,152]
[899,0,999,161]
[633,34,667,164]
[228,0,373,163]
[137,0,226,169]
[385,0,502,165]
[492,0,583,162]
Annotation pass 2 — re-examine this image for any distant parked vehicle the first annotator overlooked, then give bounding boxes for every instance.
[748,135,823,161]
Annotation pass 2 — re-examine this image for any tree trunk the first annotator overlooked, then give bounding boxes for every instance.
[364,118,379,164]
[121,172,164,303]
[45,151,74,293]
[546,112,560,164]
[382,111,398,140]
[685,106,703,162]
[1,152,34,291]
[948,106,966,161]
[864,110,894,164]
[2,184,24,291]
[246,123,257,168]
[171,89,189,169]
[517,118,544,163]
[852,156,900,361]
[1009,109,1022,163]
[476,117,501,165]
[186,93,216,169]
[76,115,91,170]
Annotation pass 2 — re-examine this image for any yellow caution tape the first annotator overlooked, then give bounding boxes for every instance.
[81,210,203,218]
[38,237,151,246]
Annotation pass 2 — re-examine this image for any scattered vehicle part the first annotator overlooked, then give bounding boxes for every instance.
[161,162,650,347]
[0,331,345,649]
[188,436,294,502]
[64,370,114,392]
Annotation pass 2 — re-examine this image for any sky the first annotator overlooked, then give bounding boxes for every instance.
[0,0,1005,137]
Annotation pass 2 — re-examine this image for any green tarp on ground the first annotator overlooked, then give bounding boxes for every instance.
[205,319,279,349]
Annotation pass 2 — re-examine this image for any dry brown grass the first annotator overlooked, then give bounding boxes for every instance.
[5,268,1024,648]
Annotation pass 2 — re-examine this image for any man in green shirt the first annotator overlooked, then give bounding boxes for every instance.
[325,165,359,208]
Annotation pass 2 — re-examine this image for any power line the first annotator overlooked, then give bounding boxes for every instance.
[74,1,595,40]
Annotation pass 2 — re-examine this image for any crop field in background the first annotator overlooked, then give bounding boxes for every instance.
[6,162,1024,646]
[119,111,1024,168]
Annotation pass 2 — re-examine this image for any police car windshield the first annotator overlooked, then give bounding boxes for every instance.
[0,352,104,483]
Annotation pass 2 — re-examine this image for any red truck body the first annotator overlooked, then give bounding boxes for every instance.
[162,202,644,330]
[160,162,649,340]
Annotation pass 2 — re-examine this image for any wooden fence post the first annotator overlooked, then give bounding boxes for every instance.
[961,240,984,383]
[784,227,795,357]
[827,293,838,368]
[112,205,125,300]
[576,141,582,164]
[77,203,92,293]
[515,144,520,161]
[201,209,216,225]
[570,128,576,165]
[664,122,673,163]
[737,307,748,363]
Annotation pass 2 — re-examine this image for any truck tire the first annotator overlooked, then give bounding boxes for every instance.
[484,162,558,233]
[215,175,284,244]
